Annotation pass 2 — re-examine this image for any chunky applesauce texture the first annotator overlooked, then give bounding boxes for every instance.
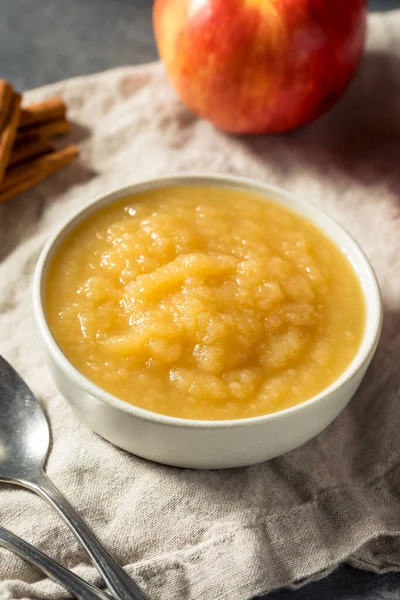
[46,185,365,420]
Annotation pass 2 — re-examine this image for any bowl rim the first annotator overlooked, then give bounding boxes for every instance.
[33,173,383,430]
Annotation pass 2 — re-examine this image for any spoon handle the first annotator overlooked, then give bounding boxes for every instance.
[32,471,148,600]
[0,525,111,600]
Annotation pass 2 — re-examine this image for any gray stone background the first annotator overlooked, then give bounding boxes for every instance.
[0,0,399,599]
[0,0,398,90]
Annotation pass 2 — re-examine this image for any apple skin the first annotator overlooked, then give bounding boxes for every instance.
[153,0,367,134]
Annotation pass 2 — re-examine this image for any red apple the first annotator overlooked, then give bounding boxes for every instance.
[153,0,366,133]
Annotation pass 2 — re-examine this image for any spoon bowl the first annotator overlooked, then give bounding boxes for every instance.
[0,356,49,481]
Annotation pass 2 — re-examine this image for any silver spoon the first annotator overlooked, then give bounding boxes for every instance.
[0,525,111,600]
[0,355,147,600]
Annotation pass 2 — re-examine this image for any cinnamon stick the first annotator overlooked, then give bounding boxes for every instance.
[9,136,54,167]
[0,93,21,185]
[20,97,66,128]
[0,80,14,132]
[0,145,79,202]
[17,118,70,142]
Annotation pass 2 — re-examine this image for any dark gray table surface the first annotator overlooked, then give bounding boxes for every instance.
[1,1,400,599]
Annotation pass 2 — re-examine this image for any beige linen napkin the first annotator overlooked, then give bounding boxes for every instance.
[1,9,400,600]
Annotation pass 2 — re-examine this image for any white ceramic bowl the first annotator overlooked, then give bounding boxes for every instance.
[33,175,382,469]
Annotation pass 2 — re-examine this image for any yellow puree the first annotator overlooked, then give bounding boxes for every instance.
[46,185,365,420]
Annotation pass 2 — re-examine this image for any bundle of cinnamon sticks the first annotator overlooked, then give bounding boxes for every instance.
[0,80,79,203]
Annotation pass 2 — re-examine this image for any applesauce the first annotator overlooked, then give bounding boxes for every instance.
[45,185,365,420]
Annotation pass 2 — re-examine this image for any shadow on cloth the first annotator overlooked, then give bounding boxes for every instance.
[238,51,400,197]
[0,149,96,263]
